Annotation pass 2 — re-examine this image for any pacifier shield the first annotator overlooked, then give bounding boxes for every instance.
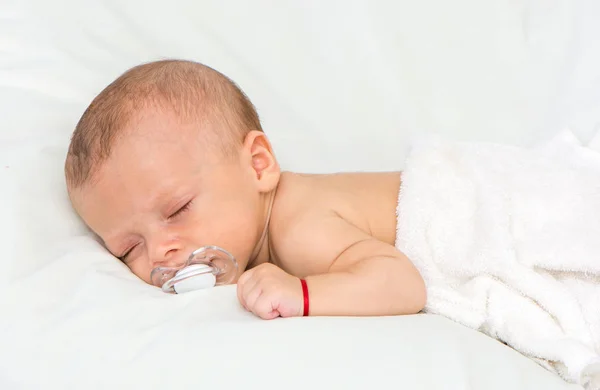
[188,246,238,285]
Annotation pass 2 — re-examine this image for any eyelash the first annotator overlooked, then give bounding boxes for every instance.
[119,246,136,262]
[119,201,193,261]
[169,200,192,219]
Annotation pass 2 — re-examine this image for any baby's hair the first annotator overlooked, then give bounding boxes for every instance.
[65,59,262,189]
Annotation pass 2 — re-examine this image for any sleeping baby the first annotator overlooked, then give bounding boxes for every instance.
[64,59,427,320]
[66,58,600,387]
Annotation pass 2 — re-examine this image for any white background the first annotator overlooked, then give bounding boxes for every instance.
[0,1,598,389]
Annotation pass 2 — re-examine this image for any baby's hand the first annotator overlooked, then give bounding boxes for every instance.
[236,263,303,320]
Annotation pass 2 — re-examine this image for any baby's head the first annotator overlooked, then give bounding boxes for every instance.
[65,59,280,285]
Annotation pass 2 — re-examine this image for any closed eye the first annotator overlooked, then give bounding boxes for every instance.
[169,200,192,219]
[119,244,137,262]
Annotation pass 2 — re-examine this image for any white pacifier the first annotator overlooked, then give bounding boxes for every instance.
[150,246,238,294]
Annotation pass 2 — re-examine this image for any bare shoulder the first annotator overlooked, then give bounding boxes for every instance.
[268,171,402,277]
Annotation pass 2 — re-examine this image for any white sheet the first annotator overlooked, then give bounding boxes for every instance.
[0,143,581,390]
[1,0,599,389]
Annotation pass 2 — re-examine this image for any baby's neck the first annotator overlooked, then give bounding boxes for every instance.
[246,229,273,270]
[246,187,277,269]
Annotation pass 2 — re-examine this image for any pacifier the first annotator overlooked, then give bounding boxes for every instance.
[150,246,238,294]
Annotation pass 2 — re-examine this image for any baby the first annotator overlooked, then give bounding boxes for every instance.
[64,59,426,319]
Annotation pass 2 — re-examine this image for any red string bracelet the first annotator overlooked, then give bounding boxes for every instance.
[300,279,309,316]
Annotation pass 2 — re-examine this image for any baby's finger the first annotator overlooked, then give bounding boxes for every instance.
[254,293,279,320]
[236,269,255,310]
[244,283,263,313]
[236,283,248,311]
[236,268,254,286]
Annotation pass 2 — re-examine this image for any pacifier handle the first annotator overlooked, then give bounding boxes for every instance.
[170,264,216,294]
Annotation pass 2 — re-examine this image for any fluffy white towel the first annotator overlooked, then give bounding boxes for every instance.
[395,130,600,389]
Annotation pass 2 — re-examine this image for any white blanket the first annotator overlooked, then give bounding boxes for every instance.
[396,130,600,389]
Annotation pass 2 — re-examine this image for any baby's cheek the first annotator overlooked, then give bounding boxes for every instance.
[128,260,153,284]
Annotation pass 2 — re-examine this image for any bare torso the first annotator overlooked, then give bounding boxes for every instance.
[243,169,424,317]
[267,171,401,276]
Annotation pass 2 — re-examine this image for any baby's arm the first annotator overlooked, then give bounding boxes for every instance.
[237,213,426,319]
[291,215,426,316]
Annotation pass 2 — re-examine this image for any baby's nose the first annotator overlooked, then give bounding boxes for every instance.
[150,244,187,269]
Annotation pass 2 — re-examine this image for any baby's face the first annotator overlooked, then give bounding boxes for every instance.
[71,110,268,285]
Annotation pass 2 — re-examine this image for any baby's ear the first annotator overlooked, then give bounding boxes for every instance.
[242,130,280,192]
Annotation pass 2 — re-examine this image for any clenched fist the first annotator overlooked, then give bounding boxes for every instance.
[236,263,303,320]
